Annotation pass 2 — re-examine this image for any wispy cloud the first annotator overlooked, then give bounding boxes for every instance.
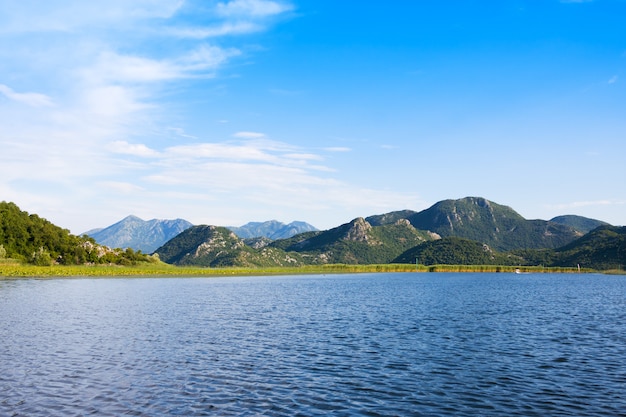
[324,147,352,152]
[109,141,160,158]
[216,0,293,17]
[0,0,428,232]
[0,0,184,34]
[608,75,618,84]
[169,22,262,39]
[233,131,267,139]
[0,84,55,107]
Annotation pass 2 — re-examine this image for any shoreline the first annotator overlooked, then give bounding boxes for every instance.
[0,262,599,278]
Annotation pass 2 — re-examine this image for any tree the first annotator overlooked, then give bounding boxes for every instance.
[31,247,53,266]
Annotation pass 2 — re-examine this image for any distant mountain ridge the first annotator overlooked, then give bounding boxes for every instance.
[549,215,609,234]
[4,198,621,270]
[84,215,193,253]
[228,220,318,239]
[85,217,318,253]
[155,217,433,266]
[153,196,617,268]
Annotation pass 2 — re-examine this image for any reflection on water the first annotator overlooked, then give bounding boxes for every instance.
[1,273,625,416]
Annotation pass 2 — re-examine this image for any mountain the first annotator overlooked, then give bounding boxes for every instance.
[84,215,193,253]
[0,202,156,265]
[269,217,435,264]
[228,220,318,239]
[368,197,582,251]
[156,218,434,267]
[552,225,626,270]
[393,237,522,266]
[549,215,609,234]
[154,225,304,267]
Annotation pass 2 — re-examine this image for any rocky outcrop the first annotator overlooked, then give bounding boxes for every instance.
[343,217,373,243]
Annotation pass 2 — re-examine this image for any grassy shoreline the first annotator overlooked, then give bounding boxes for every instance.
[0,261,597,278]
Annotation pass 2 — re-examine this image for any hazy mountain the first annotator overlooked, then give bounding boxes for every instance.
[549,215,609,234]
[154,225,304,267]
[228,220,318,239]
[84,215,193,253]
[368,197,583,251]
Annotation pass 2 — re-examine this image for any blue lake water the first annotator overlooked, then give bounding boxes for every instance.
[1,273,625,416]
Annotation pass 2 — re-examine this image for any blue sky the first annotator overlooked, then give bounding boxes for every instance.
[1,0,624,233]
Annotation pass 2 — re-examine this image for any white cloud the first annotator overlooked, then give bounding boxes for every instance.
[324,147,352,152]
[283,153,323,161]
[0,84,55,107]
[0,0,184,33]
[233,131,267,138]
[169,22,262,38]
[0,0,427,232]
[608,75,618,84]
[98,181,145,194]
[87,52,181,84]
[216,0,293,17]
[166,142,277,162]
[81,47,240,86]
[110,141,160,158]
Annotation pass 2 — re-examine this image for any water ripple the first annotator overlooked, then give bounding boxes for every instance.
[1,273,626,416]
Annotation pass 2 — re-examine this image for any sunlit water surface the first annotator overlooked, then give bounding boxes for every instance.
[1,273,625,416]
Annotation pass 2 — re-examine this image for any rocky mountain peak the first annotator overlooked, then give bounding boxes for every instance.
[343,217,373,242]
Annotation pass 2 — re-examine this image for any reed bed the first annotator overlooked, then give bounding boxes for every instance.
[0,262,591,278]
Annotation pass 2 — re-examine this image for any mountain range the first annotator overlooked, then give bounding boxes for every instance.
[84,215,194,253]
[4,196,623,270]
[85,217,318,252]
[154,197,624,270]
[227,220,318,239]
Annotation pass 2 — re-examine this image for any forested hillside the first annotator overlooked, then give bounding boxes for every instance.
[368,197,582,251]
[0,202,156,265]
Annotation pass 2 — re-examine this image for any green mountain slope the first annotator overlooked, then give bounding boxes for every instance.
[552,226,626,270]
[393,236,525,266]
[155,225,304,267]
[272,218,435,264]
[370,197,582,251]
[549,215,609,234]
[0,201,155,265]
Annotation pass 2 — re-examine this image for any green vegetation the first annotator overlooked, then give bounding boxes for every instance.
[393,237,522,266]
[552,225,626,270]
[0,201,158,266]
[2,199,624,274]
[550,215,609,234]
[0,262,589,278]
[369,197,581,251]
[267,218,433,265]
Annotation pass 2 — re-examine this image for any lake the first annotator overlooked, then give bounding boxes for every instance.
[1,273,625,416]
